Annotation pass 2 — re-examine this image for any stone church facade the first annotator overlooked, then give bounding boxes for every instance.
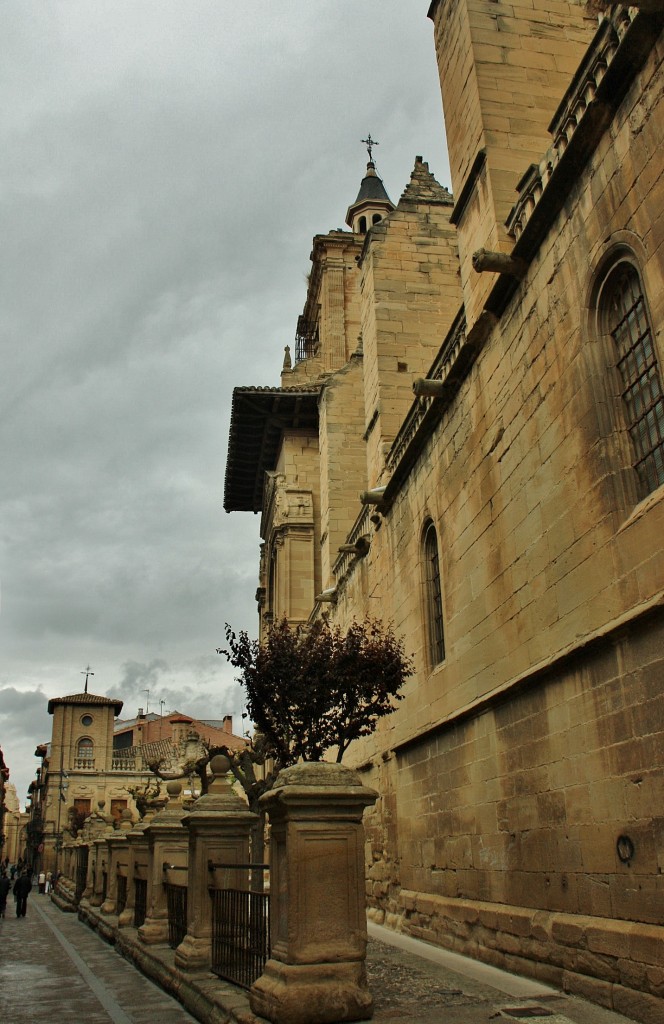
[225,3,663,1018]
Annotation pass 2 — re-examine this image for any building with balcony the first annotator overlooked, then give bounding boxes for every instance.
[28,689,247,873]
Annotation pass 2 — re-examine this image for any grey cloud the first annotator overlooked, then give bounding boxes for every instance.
[0,0,449,809]
[0,687,48,719]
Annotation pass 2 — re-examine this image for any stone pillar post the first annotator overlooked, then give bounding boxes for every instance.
[82,839,95,902]
[62,842,73,881]
[82,811,112,901]
[175,755,257,972]
[58,840,80,908]
[118,808,152,928]
[89,839,102,906]
[115,810,134,917]
[138,781,187,945]
[101,824,129,915]
[249,762,378,1024]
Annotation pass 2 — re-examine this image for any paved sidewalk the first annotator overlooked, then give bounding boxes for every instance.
[0,895,197,1023]
[0,894,638,1024]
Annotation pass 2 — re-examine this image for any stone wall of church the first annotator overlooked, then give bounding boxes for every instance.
[267,430,321,623]
[319,356,367,588]
[359,177,461,483]
[428,0,597,329]
[332,21,664,1015]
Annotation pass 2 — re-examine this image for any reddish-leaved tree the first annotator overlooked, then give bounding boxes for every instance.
[218,616,413,768]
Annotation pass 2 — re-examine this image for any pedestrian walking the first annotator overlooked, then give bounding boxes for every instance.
[45,870,52,894]
[13,870,32,918]
[38,870,46,894]
[0,871,10,918]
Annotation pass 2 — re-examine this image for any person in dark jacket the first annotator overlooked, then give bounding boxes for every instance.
[0,872,10,918]
[13,871,32,918]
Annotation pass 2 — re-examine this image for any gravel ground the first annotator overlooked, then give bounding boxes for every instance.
[365,936,636,1024]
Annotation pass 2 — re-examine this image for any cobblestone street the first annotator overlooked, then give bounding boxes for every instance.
[0,895,639,1024]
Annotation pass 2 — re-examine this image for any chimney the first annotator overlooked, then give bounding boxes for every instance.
[223,715,233,735]
[137,708,145,719]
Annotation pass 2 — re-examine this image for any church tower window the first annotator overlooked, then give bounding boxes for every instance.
[76,737,94,763]
[602,261,664,498]
[423,520,445,668]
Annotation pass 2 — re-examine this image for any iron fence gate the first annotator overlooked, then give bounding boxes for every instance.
[164,883,187,949]
[209,861,270,989]
[134,878,147,928]
[101,870,108,903]
[116,874,128,916]
[74,847,89,904]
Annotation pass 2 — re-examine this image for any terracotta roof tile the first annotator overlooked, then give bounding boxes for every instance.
[48,692,123,714]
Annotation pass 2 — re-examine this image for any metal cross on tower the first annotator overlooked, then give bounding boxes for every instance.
[81,664,94,693]
[361,133,379,162]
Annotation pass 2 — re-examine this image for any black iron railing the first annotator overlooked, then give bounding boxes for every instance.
[295,314,320,364]
[134,878,147,928]
[116,874,128,916]
[164,883,188,949]
[101,870,108,903]
[209,862,270,989]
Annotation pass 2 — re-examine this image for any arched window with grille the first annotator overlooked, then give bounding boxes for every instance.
[423,519,445,668]
[76,737,94,763]
[601,261,664,499]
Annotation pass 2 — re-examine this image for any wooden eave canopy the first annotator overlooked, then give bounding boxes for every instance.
[224,385,321,513]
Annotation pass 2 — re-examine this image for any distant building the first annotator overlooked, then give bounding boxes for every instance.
[224,2,663,1016]
[1,783,27,864]
[27,689,247,873]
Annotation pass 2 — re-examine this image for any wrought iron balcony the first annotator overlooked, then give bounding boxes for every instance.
[294,315,320,364]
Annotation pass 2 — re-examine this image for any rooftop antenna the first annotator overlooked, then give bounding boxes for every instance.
[361,133,379,163]
[81,665,94,694]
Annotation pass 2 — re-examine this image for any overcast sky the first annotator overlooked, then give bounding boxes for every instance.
[0,1,450,810]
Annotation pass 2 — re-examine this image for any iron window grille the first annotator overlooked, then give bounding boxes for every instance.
[423,521,445,667]
[606,264,664,498]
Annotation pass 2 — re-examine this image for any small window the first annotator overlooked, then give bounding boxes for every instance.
[423,520,445,667]
[372,213,382,225]
[81,714,93,727]
[77,737,94,761]
[358,216,367,233]
[602,262,664,498]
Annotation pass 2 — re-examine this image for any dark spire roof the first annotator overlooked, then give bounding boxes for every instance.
[346,161,395,230]
[352,161,393,206]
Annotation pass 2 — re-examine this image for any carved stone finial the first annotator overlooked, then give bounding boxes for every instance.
[283,345,292,370]
[166,779,183,800]
[210,754,230,778]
